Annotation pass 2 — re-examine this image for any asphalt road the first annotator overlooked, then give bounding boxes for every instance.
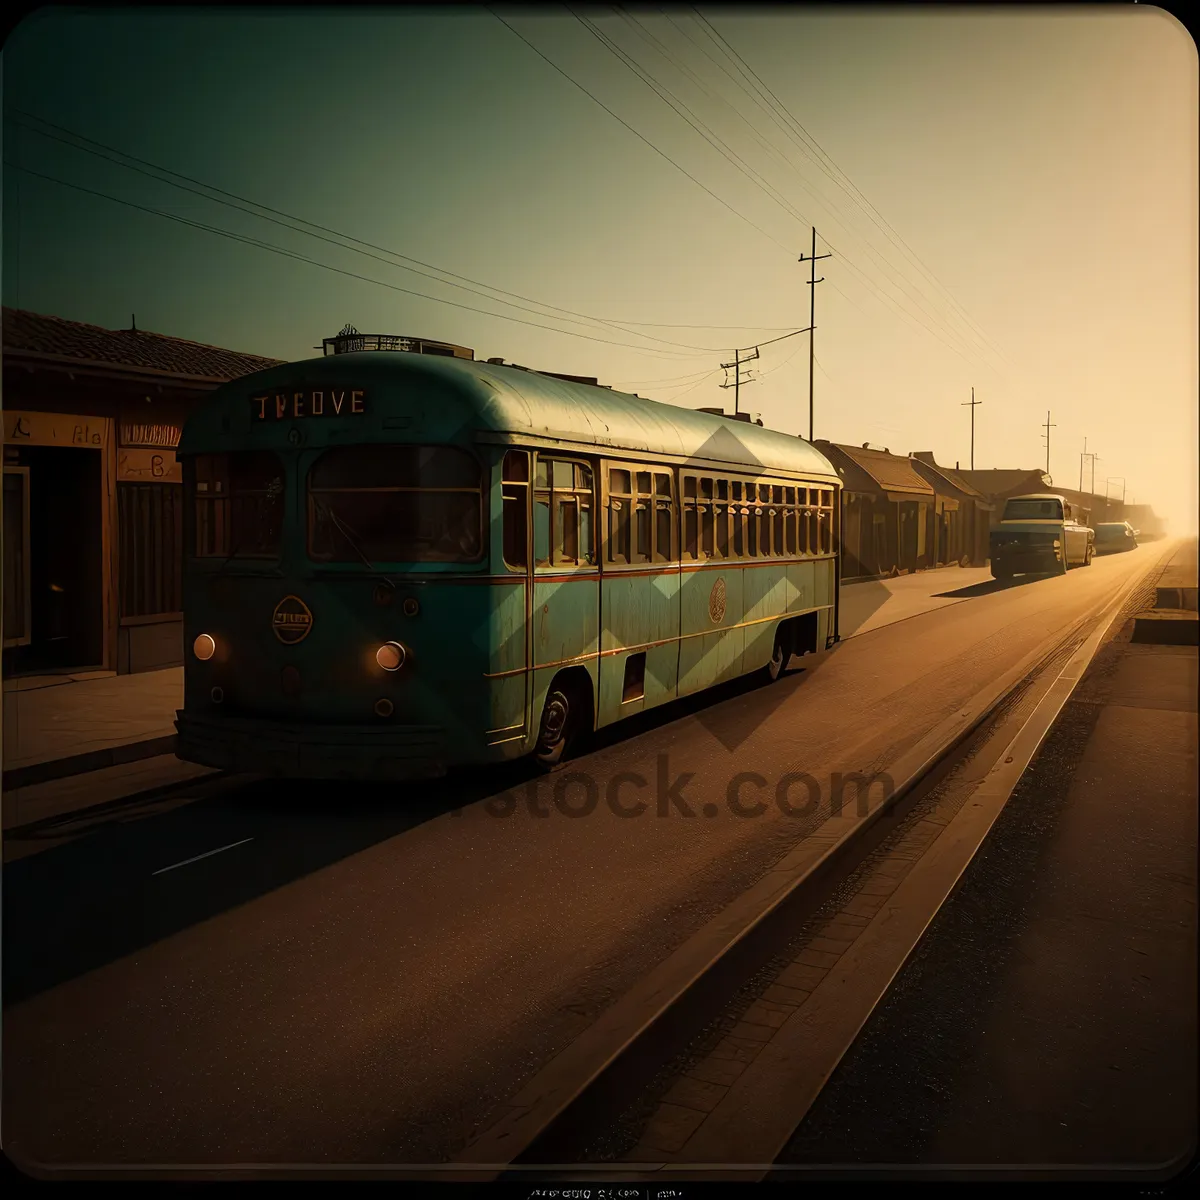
[3,549,1155,1168]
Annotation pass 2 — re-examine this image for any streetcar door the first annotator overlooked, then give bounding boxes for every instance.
[597,464,681,726]
[531,455,600,729]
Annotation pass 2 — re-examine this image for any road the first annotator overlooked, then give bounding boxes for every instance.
[3,548,1157,1168]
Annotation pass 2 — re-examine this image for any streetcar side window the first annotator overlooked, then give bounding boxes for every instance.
[307,444,483,563]
[535,457,593,567]
[187,451,285,559]
[633,473,653,564]
[607,468,632,564]
[654,473,674,563]
[502,450,528,570]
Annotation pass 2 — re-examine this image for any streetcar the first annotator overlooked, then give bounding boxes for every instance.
[175,338,842,780]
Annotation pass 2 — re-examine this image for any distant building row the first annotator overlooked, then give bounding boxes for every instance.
[811,442,1162,581]
[1,309,1166,679]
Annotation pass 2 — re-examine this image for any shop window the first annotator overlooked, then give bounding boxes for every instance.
[119,483,183,617]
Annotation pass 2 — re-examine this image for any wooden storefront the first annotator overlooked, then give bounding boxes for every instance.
[2,307,282,677]
[816,442,936,579]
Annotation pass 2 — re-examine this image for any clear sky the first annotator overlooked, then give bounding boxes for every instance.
[3,6,1196,530]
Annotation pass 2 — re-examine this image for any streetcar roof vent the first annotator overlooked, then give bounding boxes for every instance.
[318,326,474,359]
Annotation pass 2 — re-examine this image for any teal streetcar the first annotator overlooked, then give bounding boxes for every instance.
[175,340,842,780]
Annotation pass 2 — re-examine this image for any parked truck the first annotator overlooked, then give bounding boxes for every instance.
[989,493,1094,580]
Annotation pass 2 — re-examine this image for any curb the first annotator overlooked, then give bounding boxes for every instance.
[4,765,247,839]
[2,735,177,792]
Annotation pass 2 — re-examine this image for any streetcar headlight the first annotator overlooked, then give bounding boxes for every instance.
[193,633,217,661]
[376,641,407,671]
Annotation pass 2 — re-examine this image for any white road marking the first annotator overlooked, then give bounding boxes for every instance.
[151,837,254,876]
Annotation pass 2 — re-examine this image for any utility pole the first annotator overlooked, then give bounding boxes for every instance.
[1041,410,1056,477]
[720,345,759,414]
[1081,440,1099,495]
[797,227,831,441]
[962,387,981,469]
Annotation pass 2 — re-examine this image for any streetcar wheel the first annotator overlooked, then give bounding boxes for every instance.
[765,626,790,683]
[534,687,575,771]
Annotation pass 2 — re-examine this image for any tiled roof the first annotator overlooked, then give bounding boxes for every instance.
[825,443,933,497]
[955,468,1052,498]
[909,454,990,502]
[2,307,285,382]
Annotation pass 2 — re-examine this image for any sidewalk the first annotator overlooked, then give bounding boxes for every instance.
[1,666,220,832]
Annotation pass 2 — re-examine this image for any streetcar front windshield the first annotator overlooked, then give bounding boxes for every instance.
[1002,498,1063,521]
[307,444,484,563]
[186,451,285,559]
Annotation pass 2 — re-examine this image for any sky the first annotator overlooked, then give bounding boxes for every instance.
[3,6,1196,530]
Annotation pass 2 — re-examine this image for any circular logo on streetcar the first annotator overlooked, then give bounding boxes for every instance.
[708,577,727,625]
[272,594,313,645]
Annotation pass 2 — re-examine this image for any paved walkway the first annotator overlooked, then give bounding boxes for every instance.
[839,563,993,638]
[3,667,182,774]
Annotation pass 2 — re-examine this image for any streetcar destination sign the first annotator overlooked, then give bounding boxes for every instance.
[251,390,366,420]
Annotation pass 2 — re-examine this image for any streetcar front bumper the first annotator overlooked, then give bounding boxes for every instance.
[175,709,448,781]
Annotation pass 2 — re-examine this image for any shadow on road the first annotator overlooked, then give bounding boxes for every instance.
[933,573,1053,599]
[2,646,841,1008]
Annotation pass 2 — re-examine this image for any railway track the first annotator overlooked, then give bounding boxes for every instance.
[434,541,1175,1182]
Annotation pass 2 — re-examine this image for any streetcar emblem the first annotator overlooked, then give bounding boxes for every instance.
[708,577,727,624]
[272,594,313,644]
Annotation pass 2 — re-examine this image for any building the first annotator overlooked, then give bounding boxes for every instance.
[954,467,1127,531]
[814,441,938,579]
[2,307,284,678]
[908,452,993,566]
[953,468,1055,526]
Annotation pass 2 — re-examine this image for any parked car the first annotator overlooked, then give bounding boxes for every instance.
[1093,521,1139,554]
[989,493,1094,580]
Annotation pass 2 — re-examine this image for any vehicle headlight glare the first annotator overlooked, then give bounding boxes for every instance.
[376,641,406,672]
[193,633,217,661]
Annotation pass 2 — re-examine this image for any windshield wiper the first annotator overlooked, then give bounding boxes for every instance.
[314,499,397,594]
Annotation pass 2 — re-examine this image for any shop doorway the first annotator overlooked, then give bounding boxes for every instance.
[2,445,104,675]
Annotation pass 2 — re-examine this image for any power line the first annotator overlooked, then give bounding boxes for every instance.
[571,10,819,248]
[8,161,733,360]
[486,9,796,256]
[689,10,1015,375]
[11,109,798,354]
[493,13,1008,382]
[619,14,1010,379]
